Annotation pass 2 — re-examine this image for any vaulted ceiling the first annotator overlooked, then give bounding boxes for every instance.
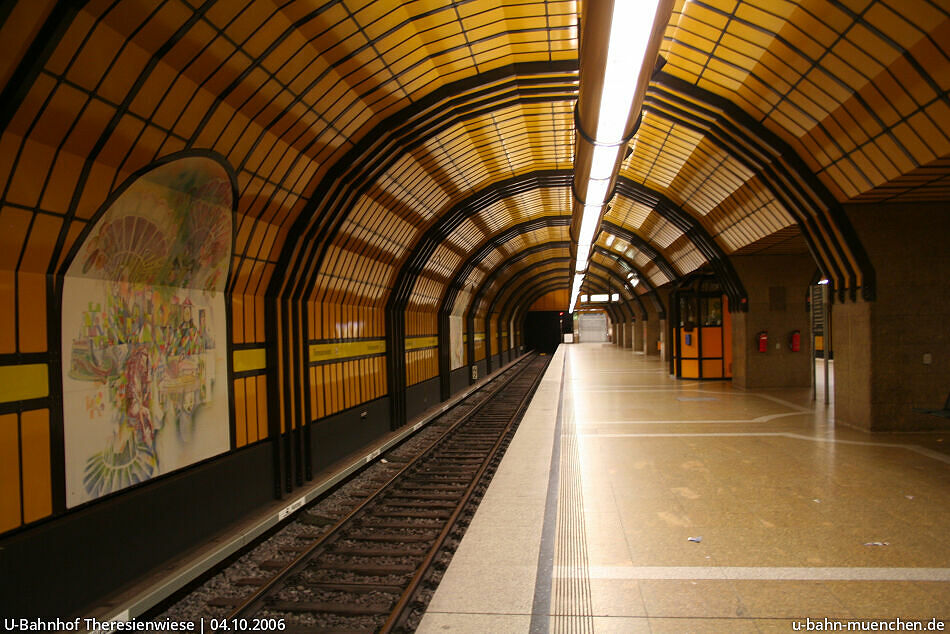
[0,0,947,339]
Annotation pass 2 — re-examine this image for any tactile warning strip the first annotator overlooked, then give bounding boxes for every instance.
[552,358,594,633]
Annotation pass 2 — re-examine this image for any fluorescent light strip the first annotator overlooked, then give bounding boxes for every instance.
[585,179,610,207]
[589,144,618,180]
[595,1,660,144]
[571,0,662,313]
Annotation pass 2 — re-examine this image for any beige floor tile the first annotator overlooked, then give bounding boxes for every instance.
[423,345,950,628]
[822,581,950,620]
[416,612,532,633]
[591,616,652,633]
[447,525,541,567]
[730,580,853,619]
[588,578,647,617]
[425,563,539,614]
[647,617,760,632]
[638,579,747,618]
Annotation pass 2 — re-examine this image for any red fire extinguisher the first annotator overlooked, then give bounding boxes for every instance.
[756,331,768,353]
[788,330,801,352]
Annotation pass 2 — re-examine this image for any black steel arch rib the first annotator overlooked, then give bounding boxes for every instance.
[646,71,875,301]
[273,63,579,302]
[592,246,666,319]
[448,239,571,390]
[510,277,623,348]
[477,248,643,332]
[441,217,572,316]
[266,62,577,433]
[500,266,626,330]
[486,261,573,323]
[509,280,569,350]
[506,274,620,336]
[393,170,749,420]
[388,171,574,423]
[498,268,572,323]
[588,261,647,321]
[587,263,639,321]
[465,243,571,322]
[567,268,631,323]
[614,177,748,311]
[499,270,572,352]
[600,221,679,284]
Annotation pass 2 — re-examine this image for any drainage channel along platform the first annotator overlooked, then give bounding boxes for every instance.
[152,352,550,632]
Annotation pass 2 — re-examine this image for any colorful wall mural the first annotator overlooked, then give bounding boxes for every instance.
[62,156,233,508]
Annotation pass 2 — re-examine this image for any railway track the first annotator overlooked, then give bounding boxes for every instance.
[155,352,550,632]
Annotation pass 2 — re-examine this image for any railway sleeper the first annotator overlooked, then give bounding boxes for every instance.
[400,483,468,491]
[279,545,307,553]
[417,467,480,474]
[303,581,404,594]
[331,546,426,557]
[259,559,294,570]
[431,453,485,459]
[401,479,470,486]
[206,596,246,607]
[349,532,435,542]
[311,562,416,575]
[234,577,272,586]
[390,491,459,501]
[359,520,445,530]
[265,600,390,616]
[371,509,452,519]
[299,514,338,527]
[382,499,458,509]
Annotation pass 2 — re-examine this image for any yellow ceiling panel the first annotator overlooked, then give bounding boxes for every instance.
[689,3,732,30]
[605,198,653,231]
[666,237,707,275]
[656,0,950,204]
[733,82,776,118]
[714,38,762,71]
[828,37,887,81]
[770,100,813,138]
[678,14,728,44]
[911,34,950,90]
[705,58,749,88]
[907,110,950,159]
[865,3,926,51]
[735,3,792,35]
[724,19,776,51]
[789,6,839,47]
[668,39,714,69]
[13,0,950,331]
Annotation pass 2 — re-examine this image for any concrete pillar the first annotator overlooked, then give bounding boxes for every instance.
[634,319,645,352]
[730,254,814,389]
[645,317,661,357]
[659,318,667,362]
[833,300,873,429]
[624,321,633,349]
[831,202,950,432]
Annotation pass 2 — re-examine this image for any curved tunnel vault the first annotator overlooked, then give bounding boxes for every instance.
[0,0,946,557]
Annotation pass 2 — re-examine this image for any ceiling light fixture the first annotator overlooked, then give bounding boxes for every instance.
[569,0,671,312]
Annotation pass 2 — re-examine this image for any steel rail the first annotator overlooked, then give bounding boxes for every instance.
[380,355,549,632]
[225,353,542,621]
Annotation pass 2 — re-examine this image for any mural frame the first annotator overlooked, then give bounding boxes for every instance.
[52,149,238,513]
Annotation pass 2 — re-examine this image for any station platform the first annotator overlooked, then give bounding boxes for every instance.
[418,344,950,633]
